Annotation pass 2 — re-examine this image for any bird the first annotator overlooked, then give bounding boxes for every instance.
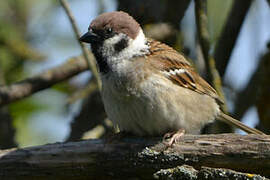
[79,11,265,145]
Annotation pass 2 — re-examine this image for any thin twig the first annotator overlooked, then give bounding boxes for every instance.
[0,56,88,107]
[194,0,227,112]
[214,0,252,77]
[59,0,101,91]
[194,0,211,80]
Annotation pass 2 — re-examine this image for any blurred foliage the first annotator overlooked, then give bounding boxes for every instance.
[207,0,232,45]
[0,0,84,147]
[53,81,77,95]
[0,0,48,148]
[10,98,49,146]
[0,0,44,83]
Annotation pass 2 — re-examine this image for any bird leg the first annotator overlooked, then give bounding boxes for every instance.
[163,129,185,147]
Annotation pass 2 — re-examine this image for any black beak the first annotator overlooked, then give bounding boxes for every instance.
[79,31,99,43]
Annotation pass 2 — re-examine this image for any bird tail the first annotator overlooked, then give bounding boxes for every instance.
[217,112,265,135]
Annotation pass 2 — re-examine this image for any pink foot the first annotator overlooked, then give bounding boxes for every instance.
[163,129,185,147]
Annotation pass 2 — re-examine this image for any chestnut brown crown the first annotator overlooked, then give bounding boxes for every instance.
[89,11,141,40]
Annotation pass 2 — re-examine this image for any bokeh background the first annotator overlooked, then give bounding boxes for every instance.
[0,0,269,149]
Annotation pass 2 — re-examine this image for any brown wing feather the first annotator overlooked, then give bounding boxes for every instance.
[146,39,222,103]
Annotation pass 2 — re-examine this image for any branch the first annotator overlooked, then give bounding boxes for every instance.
[66,90,107,141]
[144,23,177,42]
[256,45,270,134]
[0,134,269,179]
[59,0,101,90]
[117,0,190,27]
[232,65,259,120]
[194,0,228,113]
[233,44,270,133]
[0,108,17,149]
[0,56,88,107]
[164,0,191,27]
[154,165,268,180]
[214,0,252,77]
[117,0,191,49]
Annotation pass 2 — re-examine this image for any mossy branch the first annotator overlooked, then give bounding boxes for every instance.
[0,134,269,179]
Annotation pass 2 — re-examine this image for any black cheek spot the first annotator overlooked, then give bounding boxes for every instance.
[114,38,128,53]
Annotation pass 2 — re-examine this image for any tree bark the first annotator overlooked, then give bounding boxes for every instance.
[0,134,269,179]
[66,90,107,141]
[154,165,268,180]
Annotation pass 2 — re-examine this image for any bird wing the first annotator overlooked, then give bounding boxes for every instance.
[143,39,267,135]
[146,39,223,104]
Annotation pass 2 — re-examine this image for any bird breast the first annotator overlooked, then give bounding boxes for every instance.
[101,64,220,136]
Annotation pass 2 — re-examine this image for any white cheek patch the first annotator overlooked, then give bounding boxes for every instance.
[102,29,149,60]
[102,34,126,57]
[128,29,149,54]
[102,29,150,74]
[116,29,149,60]
[103,34,124,47]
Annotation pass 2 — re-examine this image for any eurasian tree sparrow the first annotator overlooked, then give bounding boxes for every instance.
[79,11,265,144]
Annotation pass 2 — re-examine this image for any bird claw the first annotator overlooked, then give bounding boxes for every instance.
[162,129,185,147]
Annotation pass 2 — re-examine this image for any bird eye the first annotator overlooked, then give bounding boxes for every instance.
[89,28,93,33]
[106,28,112,33]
